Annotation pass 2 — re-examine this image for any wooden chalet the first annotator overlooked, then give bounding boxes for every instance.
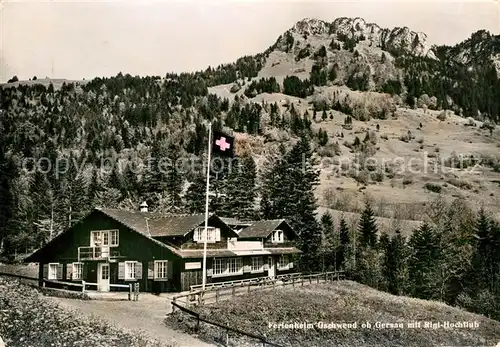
[25,205,301,292]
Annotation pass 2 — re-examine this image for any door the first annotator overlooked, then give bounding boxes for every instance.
[98,263,110,292]
[268,256,276,278]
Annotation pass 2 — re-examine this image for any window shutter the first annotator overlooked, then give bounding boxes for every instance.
[67,263,73,280]
[43,264,48,279]
[215,228,221,241]
[136,262,143,279]
[57,264,63,280]
[207,268,213,277]
[193,228,199,242]
[167,261,173,279]
[148,261,154,279]
[289,261,293,269]
[118,262,125,279]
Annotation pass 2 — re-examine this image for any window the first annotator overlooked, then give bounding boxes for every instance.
[102,232,109,246]
[110,230,119,246]
[227,258,243,274]
[48,263,59,280]
[155,261,168,279]
[73,262,83,280]
[213,258,225,276]
[91,230,119,247]
[193,227,218,243]
[91,231,102,246]
[212,258,243,276]
[271,230,284,243]
[278,255,289,270]
[251,256,264,272]
[125,261,137,280]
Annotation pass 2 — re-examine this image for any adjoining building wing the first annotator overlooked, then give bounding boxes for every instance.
[25,205,302,293]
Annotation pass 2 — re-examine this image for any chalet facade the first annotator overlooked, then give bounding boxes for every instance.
[26,207,301,292]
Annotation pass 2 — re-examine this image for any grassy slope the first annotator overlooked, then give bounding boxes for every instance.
[184,281,500,347]
[0,277,169,347]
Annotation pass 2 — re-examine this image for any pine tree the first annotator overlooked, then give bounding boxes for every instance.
[408,222,441,300]
[320,212,337,271]
[358,202,378,248]
[322,108,327,121]
[382,230,408,295]
[338,216,350,271]
[185,172,206,214]
[221,154,257,220]
[260,134,321,271]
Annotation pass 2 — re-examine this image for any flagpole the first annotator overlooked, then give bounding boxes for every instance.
[201,121,212,291]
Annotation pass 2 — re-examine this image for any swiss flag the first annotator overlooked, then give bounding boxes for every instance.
[212,131,235,157]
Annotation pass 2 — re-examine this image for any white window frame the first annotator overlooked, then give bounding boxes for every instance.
[125,261,137,280]
[194,227,216,243]
[278,255,289,270]
[91,230,119,247]
[155,260,168,279]
[213,258,225,276]
[227,258,243,275]
[110,230,119,246]
[251,256,264,272]
[212,257,243,277]
[48,263,59,280]
[72,262,83,280]
[271,230,284,243]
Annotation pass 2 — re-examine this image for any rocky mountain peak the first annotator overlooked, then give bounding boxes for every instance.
[283,16,435,58]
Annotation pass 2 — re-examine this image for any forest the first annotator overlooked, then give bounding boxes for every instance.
[1,26,500,321]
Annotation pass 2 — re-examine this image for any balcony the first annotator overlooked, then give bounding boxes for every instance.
[78,246,119,261]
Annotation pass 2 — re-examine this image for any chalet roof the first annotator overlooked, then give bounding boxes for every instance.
[97,208,209,237]
[179,247,301,259]
[237,219,289,239]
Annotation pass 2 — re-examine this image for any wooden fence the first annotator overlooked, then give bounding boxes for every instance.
[171,301,285,347]
[173,271,344,309]
[42,279,140,301]
[170,271,345,347]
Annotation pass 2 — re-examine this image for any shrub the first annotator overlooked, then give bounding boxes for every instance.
[424,182,442,193]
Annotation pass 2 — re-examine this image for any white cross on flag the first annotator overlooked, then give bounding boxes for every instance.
[212,130,235,157]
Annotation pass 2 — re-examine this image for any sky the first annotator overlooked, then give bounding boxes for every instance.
[1,0,499,82]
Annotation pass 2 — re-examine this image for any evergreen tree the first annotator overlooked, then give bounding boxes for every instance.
[358,202,378,248]
[185,173,206,214]
[260,134,321,271]
[338,216,350,271]
[382,230,408,295]
[320,212,337,271]
[408,222,441,300]
[221,154,257,220]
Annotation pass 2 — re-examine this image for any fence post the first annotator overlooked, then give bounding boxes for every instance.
[216,288,220,303]
[134,283,139,301]
[82,281,85,294]
[172,298,176,313]
[232,285,236,297]
[128,283,132,301]
[336,272,339,281]
[292,277,295,287]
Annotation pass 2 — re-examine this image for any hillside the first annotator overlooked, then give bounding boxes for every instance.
[2,16,500,322]
[169,281,500,347]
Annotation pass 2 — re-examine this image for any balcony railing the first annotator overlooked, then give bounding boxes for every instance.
[78,246,119,261]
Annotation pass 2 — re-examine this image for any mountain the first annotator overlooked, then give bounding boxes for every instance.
[1,15,500,323]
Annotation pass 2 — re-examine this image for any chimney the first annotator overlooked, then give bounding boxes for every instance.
[140,201,148,213]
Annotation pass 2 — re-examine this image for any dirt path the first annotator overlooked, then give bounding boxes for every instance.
[49,295,215,347]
